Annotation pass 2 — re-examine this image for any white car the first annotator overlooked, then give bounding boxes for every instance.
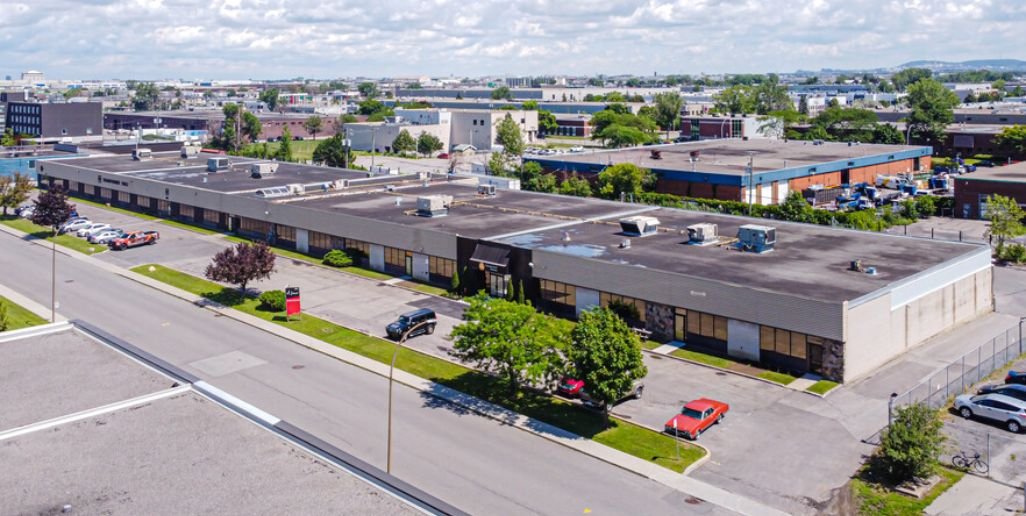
[58,218,91,234]
[88,229,124,244]
[18,206,35,218]
[955,393,1026,433]
[77,223,112,238]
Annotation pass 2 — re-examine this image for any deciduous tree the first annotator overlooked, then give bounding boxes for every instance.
[566,307,647,419]
[31,184,74,232]
[277,127,294,161]
[905,79,960,145]
[313,134,348,167]
[986,194,1026,247]
[416,132,443,156]
[303,116,323,140]
[0,172,34,215]
[495,114,525,158]
[392,129,416,154]
[596,163,655,200]
[491,86,511,100]
[653,91,684,138]
[996,125,1026,157]
[877,403,944,482]
[559,175,592,197]
[204,241,277,295]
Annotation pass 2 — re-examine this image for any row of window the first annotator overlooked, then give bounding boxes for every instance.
[384,246,410,267]
[686,310,729,341]
[429,256,455,279]
[344,238,370,257]
[179,204,195,219]
[540,279,576,310]
[308,230,339,251]
[758,325,826,360]
[239,217,271,234]
[8,115,39,125]
[600,292,647,322]
[8,104,40,115]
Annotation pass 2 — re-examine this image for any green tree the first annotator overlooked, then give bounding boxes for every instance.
[242,112,262,143]
[277,127,294,161]
[450,267,461,295]
[525,173,558,193]
[0,172,35,215]
[303,116,323,140]
[131,82,160,111]
[986,194,1026,247]
[891,68,933,91]
[495,114,525,158]
[357,82,379,99]
[559,175,592,197]
[753,74,791,114]
[594,124,651,148]
[537,110,558,136]
[313,134,349,167]
[877,403,944,482]
[491,86,512,100]
[758,108,804,139]
[872,123,906,144]
[905,79,960,145]
[0,301,8,332]
[1,128,16,147]
[521,100,539,110]
[996,125,1026,157]
[777,191,814,222]
[259,88,280,111]
[391,129,416,154]
[566,307,647,419]
[449,293,565,395]
[712,85,757,115]
[653,91,684,138]
[417,132,443,156]
[596,163,655,200]
[810,106,880,142]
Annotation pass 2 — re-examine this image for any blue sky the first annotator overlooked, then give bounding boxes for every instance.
[2,0,1024,80]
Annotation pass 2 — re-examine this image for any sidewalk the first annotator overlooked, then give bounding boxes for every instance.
[0,222,783,516]
[924,474,1024,515]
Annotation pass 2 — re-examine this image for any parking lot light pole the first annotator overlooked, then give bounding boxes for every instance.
[386,319,431,475]
[50,236,56,322]
[888,392,898,427]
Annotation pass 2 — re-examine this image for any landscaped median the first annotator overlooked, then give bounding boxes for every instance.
[130,263,705,473]
[0,295,48,331]
[0,216,107,255]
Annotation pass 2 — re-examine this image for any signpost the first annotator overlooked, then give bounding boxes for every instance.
[285,286,301,320]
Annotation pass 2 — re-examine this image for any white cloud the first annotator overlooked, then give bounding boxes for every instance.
[0,0,1023,79]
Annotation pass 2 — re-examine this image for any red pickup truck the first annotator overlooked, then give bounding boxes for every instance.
[109,230,159,250]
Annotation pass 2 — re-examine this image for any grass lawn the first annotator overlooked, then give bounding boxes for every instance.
[758,371,797,385]
[157,218,223,236]
[242,140,320,162]
[132,263,704,473]
[671,348,738,369]
[224,234,395,281]
[640,339,662,351]
[807,380,840,395]
[0,217,107,255]
[0,295,48,331]
[852,467,963,516]
[71,197,161,221]
[400,280,451,298]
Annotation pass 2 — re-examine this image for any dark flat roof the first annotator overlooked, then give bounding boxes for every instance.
[960,162,1026,183]
[531,139,925,176]
[499,208,981,302]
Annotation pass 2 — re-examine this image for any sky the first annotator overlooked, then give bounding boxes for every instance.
[2,0,1025,80]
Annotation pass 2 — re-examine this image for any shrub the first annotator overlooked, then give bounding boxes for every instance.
[258,290,287,311]
[999,243,1026,264]
[876,403,944,483]
[322,249,353,268]
[607,299,641,324]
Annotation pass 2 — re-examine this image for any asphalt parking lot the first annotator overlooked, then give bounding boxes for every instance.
[61,202,1026,514]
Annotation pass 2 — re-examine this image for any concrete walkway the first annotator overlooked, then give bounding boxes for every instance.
[0,222,784,516]
[925,474,1024,515]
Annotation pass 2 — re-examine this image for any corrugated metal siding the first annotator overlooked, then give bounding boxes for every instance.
[532,249,845,340]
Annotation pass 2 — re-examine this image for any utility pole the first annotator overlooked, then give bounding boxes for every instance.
[746,151,755,215]
[371,128,376,170]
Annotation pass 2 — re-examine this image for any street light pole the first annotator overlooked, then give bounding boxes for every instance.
[50,235,56,322]
[386,319,431,474]
[888,392,898,426]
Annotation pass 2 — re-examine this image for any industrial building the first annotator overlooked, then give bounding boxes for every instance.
[954,161,1026,218]
[525,139,933,204]
[37,150,992,382]
[2,99,102,143]
[104,110,335,141]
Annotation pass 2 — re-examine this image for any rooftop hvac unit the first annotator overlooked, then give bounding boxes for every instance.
[333,179,349,189]
[686,223,718,246]
[287,183,304,195]
[180,146,199,158]
[250,162,279,178]
[132,148,152,161]
[207,157,230,172]
[416,195,453,217]
[736,224,776,253]
[618,216,660,237]
[478,184,496,196]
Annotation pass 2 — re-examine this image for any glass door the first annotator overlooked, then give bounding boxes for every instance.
[404,255,413,276]
[485,271,507,298]
[674,308,686,342]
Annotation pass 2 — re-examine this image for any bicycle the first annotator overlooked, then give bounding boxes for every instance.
[951,450,989,474]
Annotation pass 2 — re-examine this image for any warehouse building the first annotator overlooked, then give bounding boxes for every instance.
[525,139,933,204]
[954,161,1026,218]
[37,150,991,382]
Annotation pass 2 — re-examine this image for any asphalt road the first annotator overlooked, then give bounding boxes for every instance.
[0,230,732,515]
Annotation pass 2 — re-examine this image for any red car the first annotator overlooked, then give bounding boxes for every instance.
[664,398,729,441]
[557,377,585,398]
[109,230,160,250]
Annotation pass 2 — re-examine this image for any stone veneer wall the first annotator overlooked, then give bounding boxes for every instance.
[645,302,674,342]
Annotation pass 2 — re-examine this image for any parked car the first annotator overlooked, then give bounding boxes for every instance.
[437,153,449,159]
[954,393,1026,433]
[88,229,124,244]
[580,380,644,410]
[556,377,585,398]
[77,223,111,238]
[109,230,159,250]
[977,384,1026,403]
[664,398,730,440]
[1006,371,1026,386]
[977,160,996,167]
[18,206,35,218]
[58,218,92,234]
[385,308,437,340]
[14,204,33,216]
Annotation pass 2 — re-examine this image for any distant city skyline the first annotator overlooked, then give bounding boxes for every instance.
[2,0,1025,80]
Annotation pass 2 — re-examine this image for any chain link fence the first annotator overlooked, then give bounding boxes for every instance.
[892,324,1024,412]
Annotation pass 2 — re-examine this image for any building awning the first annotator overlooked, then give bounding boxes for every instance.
[470,243,510,268]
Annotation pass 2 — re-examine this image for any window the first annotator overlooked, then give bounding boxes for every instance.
[540,280,576,310]
[117,191,130,203]
[600,292,646,322]
[276,224,296,243]
[344,238,369,257]
[384,246,409,267]
[309,231,338,251]
[239,217,271,235]
[760,325,813,360]
[429,256,455,279]
[178,204,195,219]
[686,310,727,341]
[203,208,220,225]
[99,188,112,200]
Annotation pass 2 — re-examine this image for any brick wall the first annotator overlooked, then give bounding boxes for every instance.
[954,178,1026,218]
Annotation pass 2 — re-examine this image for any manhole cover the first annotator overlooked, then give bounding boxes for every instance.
[292,365,305,370]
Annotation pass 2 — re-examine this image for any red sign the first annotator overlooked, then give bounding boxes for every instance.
[285,287,301,316]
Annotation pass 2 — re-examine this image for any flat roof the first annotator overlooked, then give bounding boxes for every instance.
[528,139,926,177]
[499,208,980,302]
[0,326,417,514]
[960,161,1026,183]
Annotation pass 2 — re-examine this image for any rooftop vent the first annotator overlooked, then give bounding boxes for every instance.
[478,184,496,196]
[180,146,198,158]
[686,223,718,246]
[620,238,631,249]
[416,195,453,217]
[250,162,279,178]
[207,157,230,173]
[255,186,291,199]
[619,216,660,237]
[132,148,152,161]
[736,224,776,253]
